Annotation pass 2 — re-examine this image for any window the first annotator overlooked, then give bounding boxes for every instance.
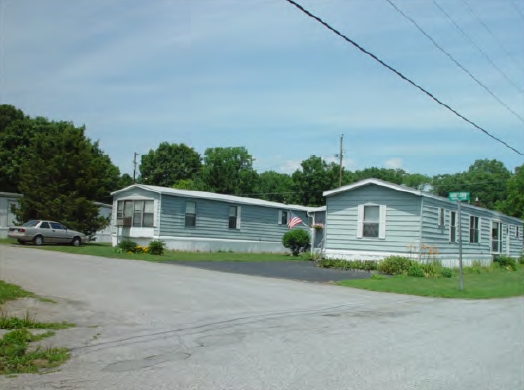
[279,211,288,225]
[358,204,386,239]
[450,211,456,243]
[469,216,479,243]
[185,201,196,227]
[229,206,241,229]
[50,222,64,230]
[116,200,154,227]
[438,208,444,227]
[516,226,520,239]
[491,221,501,253]
[40,222,50,229]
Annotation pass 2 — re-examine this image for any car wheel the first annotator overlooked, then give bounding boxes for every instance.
[33,235,44,246]
[17,240,26,245]
[72,237,81,247]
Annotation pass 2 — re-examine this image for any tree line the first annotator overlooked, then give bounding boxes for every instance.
[1,105,522,236]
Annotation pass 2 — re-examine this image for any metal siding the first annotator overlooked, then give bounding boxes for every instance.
[325,185,422,252]
[160,194,309,242]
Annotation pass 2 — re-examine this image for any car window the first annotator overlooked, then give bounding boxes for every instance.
[40,222,50,229]
[50,222,63,230]
[22,220,40,227]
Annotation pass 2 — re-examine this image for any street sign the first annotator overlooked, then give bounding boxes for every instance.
[448,192,470,202]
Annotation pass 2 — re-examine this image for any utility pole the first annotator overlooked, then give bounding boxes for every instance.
[133,152,138,184]
[338,134,344,188]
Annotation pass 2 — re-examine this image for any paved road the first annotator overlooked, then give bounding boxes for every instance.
[167,260,370,282]
[0,245,523,390]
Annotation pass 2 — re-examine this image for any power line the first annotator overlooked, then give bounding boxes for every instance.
[432,0,524,95]
[385,0,524,124]
[461,0,524,73]
[282,0,523,156]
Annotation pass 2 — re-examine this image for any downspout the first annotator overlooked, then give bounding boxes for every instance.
[418,197,424,262]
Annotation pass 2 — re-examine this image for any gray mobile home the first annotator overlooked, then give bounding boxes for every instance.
[111,185,314,252]
[322,179,523,267]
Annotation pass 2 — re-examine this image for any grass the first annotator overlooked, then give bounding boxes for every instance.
[0,329,69,375]
[2,240,310,262]
[338,264,524,299]
[0,279,73,375]
[0,312,74,330]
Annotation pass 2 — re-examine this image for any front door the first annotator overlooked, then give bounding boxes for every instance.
[491,221,501,254]
[50,222,68,243]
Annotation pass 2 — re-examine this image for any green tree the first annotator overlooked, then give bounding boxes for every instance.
[255,171,293,203]
[353,167,406,184]
[15,117,119,236]
[290,156,338,206]
[463,159,511,210]
[172,178,207,191]
[497,164,524,219]
[118,173,134,188]
[200,147,258,195]
[282,229,310,256]
[0,105,33,192]
[139,142,202,187]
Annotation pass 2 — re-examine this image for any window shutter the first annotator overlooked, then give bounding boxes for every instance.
[478,217,482,243]
[237,206,241,230]
[357,205,364,238]
[379,205,387,239]
[278,210,282,225]
[438,208,443,227]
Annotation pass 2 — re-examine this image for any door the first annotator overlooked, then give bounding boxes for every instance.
[491,221,501,254]
[50,222,68,243]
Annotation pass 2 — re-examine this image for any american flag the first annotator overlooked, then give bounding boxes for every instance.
[287,211,303,229]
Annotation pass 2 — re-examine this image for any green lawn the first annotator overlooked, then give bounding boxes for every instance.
[338,266,524,299]
[0,239,309,262]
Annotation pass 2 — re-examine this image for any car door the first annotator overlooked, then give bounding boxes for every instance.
[38,221,54,243]
[50,222,68,243]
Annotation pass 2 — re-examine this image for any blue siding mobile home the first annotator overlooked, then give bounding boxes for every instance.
[322,179,523,267]
[111,185,313,253]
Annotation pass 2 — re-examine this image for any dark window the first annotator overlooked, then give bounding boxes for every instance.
[469,216,479,243]
[229,206,238,229]
[450,211,456,243]
[22,220,40,227]
[363,205,380,238]
[491,221,501,253]
[117,201,124,219]
[118,200,154,227]
[40,222,50,229]
[185,202,196,227]
[133,201,143,227]
[280,211,288,225]
[50,222,63,230]
[143,201,154,227]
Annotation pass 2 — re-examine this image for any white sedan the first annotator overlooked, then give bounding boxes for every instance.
[8,220,87,246]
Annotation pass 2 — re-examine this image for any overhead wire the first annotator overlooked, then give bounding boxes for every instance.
[431,0,524,94]
[282,0,523,155]
[460,0,524,73]
[385,0,524,123]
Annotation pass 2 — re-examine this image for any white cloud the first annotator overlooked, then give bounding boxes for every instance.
[384,158,403,170]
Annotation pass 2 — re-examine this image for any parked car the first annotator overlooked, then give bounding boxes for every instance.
[8,220,87,246]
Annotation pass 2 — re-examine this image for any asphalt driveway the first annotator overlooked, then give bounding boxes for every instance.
[166,260,370,282]
[1,246,523,390]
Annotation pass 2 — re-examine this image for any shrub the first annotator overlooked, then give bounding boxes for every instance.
[493,255,517,271]
[518,253,524,265]
[282,229,310,256]
[407,265,425,277]
[316,259,378,271]
[117,239,138,253]
[378,256,414,275]
[440,268,453,278]
[148,240,166,256]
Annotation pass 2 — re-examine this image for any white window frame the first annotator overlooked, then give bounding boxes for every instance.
[438,207,444,228]
[357,204,386,239]
[117,199,155,228]
[449,210,457,243]
[491,220,501,254]
[469,216,480,243]
[228,206,241,230]
[185,201,196,228]
[278,210,289,225]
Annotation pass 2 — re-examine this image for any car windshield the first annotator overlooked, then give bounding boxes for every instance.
[22,220,40,227]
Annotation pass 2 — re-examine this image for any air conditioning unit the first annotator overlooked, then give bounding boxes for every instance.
[116,217,132,227]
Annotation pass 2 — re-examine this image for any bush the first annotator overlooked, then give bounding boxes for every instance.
[440,268,453,278]
[282,229,310,256]
[407,265,425,277]
[118,239,138,253]
[518,253,524,265]
[148,240,166,256]
[316,259,378,271]
[378,256,414,275]
[493,255,517,271]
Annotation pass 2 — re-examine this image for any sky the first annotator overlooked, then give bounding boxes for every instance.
[1,0,523,177]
